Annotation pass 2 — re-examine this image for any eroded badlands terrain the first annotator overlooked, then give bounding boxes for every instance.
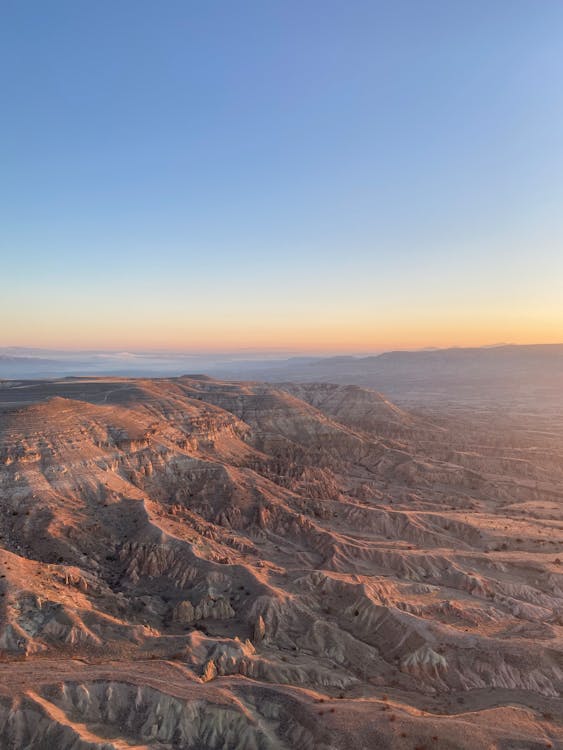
[0,376,562,749]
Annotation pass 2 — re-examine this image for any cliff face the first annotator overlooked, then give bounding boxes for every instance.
[0,376,562,749]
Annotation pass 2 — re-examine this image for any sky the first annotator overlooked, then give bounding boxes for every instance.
[1,0,563,353]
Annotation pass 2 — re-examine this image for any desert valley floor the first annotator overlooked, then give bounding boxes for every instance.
[0,376,562,749]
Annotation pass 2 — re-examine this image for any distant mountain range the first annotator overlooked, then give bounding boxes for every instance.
[2,344,563,409]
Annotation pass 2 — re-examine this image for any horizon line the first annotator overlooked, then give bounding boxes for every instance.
[3,341,563,358]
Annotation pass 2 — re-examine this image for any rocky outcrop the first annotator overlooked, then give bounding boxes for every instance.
[402,644,448,679]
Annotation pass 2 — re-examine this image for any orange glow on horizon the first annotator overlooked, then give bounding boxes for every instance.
[4,285,563,354]
[4,323,563,355]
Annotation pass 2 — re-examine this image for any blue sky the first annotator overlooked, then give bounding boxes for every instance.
[1,1,563,351]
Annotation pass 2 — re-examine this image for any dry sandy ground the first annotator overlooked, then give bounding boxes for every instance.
[0,376,562,749]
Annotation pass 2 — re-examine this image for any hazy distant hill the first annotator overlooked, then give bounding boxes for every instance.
[211,344,563,409]
[3,344,563,410]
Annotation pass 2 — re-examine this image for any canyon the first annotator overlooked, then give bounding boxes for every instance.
[0,375,562,749]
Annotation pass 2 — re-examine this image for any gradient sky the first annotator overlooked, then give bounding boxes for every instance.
[2,0,563,352]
